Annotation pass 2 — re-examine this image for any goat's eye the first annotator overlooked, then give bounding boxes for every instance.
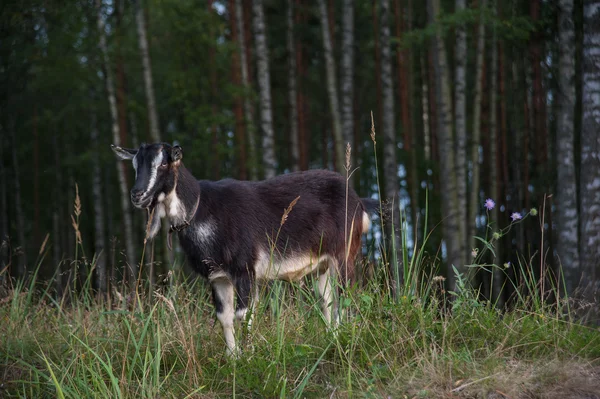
[160,160,168,168]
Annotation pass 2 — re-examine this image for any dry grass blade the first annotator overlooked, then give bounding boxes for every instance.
[280,196,301,226]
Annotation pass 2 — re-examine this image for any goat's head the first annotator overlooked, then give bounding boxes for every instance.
[111,142,183,209]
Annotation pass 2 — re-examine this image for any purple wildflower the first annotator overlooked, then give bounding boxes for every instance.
[510,212,522,221]
[484,198,495,211]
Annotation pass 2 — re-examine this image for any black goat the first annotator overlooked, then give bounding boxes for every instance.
[112,142,372,355]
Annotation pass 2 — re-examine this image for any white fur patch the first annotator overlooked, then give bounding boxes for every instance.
[157,192,166,202]
[362,212,371,233]
[141,151,163,198]
[163,190,187,225]
[254,250,332,281]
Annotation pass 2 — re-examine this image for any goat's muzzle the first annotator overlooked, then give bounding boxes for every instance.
[130,189,151,209]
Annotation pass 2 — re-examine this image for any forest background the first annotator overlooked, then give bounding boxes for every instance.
[1,0,599,305]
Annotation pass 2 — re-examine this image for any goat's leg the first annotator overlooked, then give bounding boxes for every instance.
[211,277,237,357]
[318,266,338,326]
[234,274,258,328]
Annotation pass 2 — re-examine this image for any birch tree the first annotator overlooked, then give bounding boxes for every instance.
[468,0,486,262]
[580,0,600,284]
[252,0,276,179]
[556,0,580,293]
[317,0,345,173]
[133,0,161,142]
[96,0,137,281]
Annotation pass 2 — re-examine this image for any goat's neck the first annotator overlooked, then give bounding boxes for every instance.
[162,164,200,227]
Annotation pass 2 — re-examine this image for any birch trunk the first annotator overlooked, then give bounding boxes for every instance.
[252,0,276,179]
[468,0,486,261]
[557,0,580,293]
[96,0,137,283]
[91,111,107,294]
[317,0,345,173]
[429,0,461,287]
[287,0,300,172]
[341,0,354,172]
[236,0,257,179]
[133,0,161,142]
[454,0,468,264]
[421,54,431,162]
[581,0,600,284]
[380,0,402,289]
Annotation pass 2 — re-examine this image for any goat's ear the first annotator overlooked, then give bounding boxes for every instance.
[171,145,183,162]
[111,145,137,160]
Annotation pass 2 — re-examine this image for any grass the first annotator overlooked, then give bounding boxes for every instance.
[1,258,599,398]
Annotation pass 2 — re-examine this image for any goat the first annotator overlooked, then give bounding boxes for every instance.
[112,142,373,356]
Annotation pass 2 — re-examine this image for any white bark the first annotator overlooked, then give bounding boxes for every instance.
[580,0,600,283]
[252,0,276,179]
[429,0,461,287]
[421,55,431,162]
[455,0,468,263]
[317,0,345,172]
[341,0,354,171]
[96,0,137,280]
[468,0,486,260]
[381,0,402,285]
[287,0,299,172]
[557,0,580,293]
[133,0,161,142]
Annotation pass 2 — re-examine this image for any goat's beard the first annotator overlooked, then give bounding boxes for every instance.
[144,199,165,240]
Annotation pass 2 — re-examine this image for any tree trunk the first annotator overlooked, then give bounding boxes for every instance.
[133,0,161,142]
[468,0,486,264]
[9,121,27,278]
[208,1,221,181]
[115,0,129,152]
[421,54,431,162]
[33,106,40,248]
[429,0,461,287]
[287,0,300,172]
[373,1,383,133]
[489,0,502,305]
[454,0,468,263]
[556,0,579,293]
[236,0,258,180]
[341,0,354,173]
[296,0,309,171]
[381,0,402,292]
[252,0,276,179]
[0,137,8,284]
[230,0,247,180]
[52,134,64,296]
[91,110,107,294]
[317,0,344,173]
[580,0,600,285]
[96,0,137,284]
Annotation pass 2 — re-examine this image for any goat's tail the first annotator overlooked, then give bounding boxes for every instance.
[360,197,391,230]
